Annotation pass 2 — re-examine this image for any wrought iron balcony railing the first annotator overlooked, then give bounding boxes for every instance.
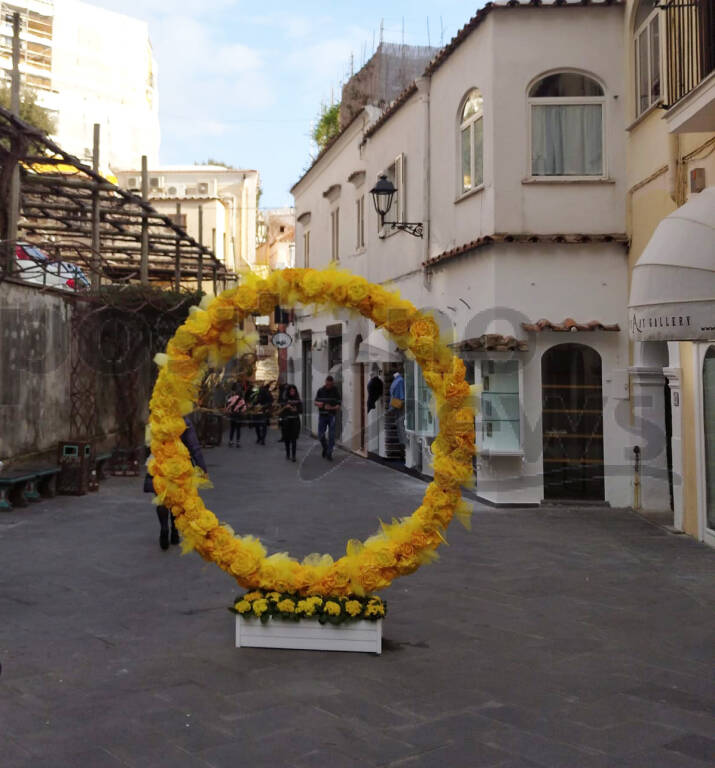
[664,0,715,106]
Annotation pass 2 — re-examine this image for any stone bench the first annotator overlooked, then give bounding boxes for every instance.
[0,466,60,510]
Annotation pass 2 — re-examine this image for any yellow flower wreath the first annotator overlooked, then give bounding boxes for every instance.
[148,267,476,597]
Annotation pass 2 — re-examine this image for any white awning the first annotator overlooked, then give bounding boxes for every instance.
[629,187,715,342]
[355,328,403,364]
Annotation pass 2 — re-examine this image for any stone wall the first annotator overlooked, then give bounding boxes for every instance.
[0,281,153,463]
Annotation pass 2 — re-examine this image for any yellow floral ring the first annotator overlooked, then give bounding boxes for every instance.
[148,267,475,597]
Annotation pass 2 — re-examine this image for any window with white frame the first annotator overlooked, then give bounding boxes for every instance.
[459,89,484,193]
[303,229,310,268]
[380,154,406,230]
[356,195,365,249]
[529,72,605,177]
[633,0,661,117]
[330,208,339,261]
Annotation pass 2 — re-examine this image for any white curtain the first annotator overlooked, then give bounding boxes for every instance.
[531,104,602,176]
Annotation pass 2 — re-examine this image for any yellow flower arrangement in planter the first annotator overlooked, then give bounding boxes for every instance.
[148,267,475,599]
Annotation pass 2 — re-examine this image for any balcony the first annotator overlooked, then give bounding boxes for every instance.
[664,0,715,132]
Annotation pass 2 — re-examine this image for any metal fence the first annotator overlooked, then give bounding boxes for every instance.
[665,0,715,107]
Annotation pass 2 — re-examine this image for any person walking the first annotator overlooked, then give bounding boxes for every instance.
[389,370,406,446]
[255,382,273,445]
[225,382,246,447]
[315,375,341,460]
[144,416,208,550]
[280,384,303,462]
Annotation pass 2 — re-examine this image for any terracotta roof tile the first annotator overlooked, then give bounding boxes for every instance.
[423,233,629,268]
[453,334,529,352]
[522,318,621,332]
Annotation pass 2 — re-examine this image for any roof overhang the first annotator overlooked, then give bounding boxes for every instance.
[629,187,715,342]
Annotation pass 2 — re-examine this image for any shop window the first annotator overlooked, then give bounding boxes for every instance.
[405,361,436,436]
[479,360,521,454]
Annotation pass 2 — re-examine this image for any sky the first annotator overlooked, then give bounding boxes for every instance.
[89,1,478,208]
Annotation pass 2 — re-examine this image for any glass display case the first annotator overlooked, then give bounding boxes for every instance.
[405,361,436,436]
[479,360,521,454]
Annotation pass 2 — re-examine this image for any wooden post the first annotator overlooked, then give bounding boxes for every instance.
[140,155,149,285]
[174,202,181,291]
[90,123,101,291]
[5,12,21,274]
[212,265,217,296]
[197,204,203,293]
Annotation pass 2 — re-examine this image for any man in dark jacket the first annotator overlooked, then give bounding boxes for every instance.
[145,416,207,550]
[255,383,273,445]
[315,375,341,460]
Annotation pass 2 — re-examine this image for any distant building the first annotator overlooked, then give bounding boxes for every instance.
[256,208,295,273]
[114,165,260,274]
[0,0,159,170]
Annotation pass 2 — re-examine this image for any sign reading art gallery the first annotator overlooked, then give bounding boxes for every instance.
[629,301,715,342]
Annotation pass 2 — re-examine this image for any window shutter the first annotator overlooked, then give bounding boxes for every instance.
[395,153,405,222]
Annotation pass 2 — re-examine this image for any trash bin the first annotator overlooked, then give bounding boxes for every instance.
[57,441,94,495]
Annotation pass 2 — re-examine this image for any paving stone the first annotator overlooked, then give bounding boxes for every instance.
[662,733,715,763]
[0,436,713,767]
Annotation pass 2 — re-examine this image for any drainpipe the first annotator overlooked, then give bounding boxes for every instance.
[633,445,641,511]
[416,75,431,290]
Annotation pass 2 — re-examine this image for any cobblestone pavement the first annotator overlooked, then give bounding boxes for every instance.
[1,431,714,768]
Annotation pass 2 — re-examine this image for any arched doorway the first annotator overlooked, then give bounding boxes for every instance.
[542,343,605,501]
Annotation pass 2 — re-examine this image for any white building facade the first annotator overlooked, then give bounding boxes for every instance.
[0,0,159,170]
[290,1,635,507]
[114,166,259,274]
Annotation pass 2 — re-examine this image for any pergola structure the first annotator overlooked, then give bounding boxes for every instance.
[0,105,231,289]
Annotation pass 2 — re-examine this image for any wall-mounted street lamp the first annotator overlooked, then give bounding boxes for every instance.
[369,175,423,238]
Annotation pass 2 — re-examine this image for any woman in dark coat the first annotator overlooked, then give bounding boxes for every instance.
[144,416,208,550]
[280,384,303,462]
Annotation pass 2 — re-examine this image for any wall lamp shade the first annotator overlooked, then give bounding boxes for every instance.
[370,175,395,218]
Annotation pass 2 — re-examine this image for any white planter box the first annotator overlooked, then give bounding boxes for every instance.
[235,616,382,654]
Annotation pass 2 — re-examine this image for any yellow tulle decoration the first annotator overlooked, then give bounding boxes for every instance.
[149,267,476,597]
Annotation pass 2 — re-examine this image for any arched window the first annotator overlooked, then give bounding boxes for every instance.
[529,72,605,178]
[459,89,484,194]
[633,0,661,116]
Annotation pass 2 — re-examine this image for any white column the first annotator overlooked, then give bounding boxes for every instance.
[629,366,671,513]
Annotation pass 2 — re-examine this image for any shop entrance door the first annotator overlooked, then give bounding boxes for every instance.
[542,343,605,501]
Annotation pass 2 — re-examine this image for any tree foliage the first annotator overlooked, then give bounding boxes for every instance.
[0,86,56,135]
[196,158,236,169]
[312,102,341,152]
